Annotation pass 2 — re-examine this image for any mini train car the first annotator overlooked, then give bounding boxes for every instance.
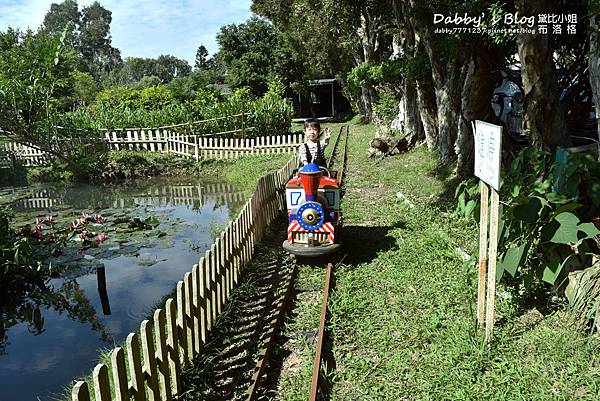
[282,163,342,257]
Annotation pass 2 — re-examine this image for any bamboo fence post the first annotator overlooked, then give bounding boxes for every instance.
[198,257,207,343]
[72,381,90,401]
[210,244,218,323]
[126,333,147,401]
[111,347,129,401]
[184,272,195,361]
[153,309,173,401]
[477,182,490,327]
[204,249,213,331]
[485,189,500,342]
[165,298,181,395]
[141,320,160,400]
[213,240,222,315]
[176,281,188,364]
[191,264,201,353]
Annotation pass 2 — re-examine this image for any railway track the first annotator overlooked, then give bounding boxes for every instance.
[245,124,350,401]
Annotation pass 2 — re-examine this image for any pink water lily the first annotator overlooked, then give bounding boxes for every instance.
[97,232,107,242]
[94,214,106,223]
[33,224,43,239]
[71,220,80,229]
[45,215,54,224]
[81,212,90,221]
[79,231,88,240]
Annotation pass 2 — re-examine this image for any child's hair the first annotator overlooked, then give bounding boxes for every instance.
[303,118,320,131]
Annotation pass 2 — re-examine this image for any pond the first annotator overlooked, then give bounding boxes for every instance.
[0,177,245,401]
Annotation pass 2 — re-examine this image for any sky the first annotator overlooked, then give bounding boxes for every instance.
[0,0,253,66]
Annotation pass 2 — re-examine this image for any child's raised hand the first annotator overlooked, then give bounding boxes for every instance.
[324,128,332,140]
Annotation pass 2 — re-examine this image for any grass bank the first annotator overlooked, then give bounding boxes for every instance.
[275,122,600,400]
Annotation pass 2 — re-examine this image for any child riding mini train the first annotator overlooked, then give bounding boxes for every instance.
[283,118,341,257]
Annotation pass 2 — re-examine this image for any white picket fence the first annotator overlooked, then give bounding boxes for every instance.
[0,142,53,167]
[104,130,303,160]
[69,156,298,401]
[0,131,303,168]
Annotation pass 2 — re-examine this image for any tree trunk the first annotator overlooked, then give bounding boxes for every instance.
[456,49,500,176]
[409,0,465,166]
[403,80,424,146]
[431,57,464,166]
[589,15,600,148]
[516,0,570,148]
[360,85,375,121]
[416,76,438,150]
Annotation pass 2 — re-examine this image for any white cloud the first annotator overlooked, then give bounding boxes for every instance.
[0,0,253,65]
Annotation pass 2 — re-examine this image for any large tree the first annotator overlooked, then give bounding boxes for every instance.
[515,0,570,148]
[109,55,191,85]
[0,28,85,173]
[78,1,121,76]
[216,17,304,94]
[42,0,80,48]
[42,0,122,78]
[195,44,209,70]
[252,0,392,119]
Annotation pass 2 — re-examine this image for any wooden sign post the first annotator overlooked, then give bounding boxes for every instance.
[473,120,502,343]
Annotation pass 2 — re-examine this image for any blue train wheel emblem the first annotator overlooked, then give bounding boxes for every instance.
[297,201,325,231]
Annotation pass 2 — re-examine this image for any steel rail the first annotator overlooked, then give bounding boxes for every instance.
[308,262,333,401]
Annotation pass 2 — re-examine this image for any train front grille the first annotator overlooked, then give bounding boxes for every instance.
[293,232,330,245]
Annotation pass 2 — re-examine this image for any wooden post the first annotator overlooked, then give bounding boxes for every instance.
[93,364,111,401]
[485,189,500,342]
[473,120,502,343]
[241,104,245,139]
[97,266,111,316]
[477,182,489,327]
[331,81,335,118]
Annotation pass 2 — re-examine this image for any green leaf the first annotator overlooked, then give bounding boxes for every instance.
[578,223,600,238]
[144,217,160,227]
[546,192,571,204]
[547,212,580,244]
[541,260,562,284]
[555,212,580,225]
[457,192,465,213]
[498,243,527,279]
[510,183,520,197]
[464,200,476,219]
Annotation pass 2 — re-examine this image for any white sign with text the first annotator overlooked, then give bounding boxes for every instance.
[474,120,502,191]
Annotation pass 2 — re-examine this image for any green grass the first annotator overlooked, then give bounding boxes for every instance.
[276,121,600,400]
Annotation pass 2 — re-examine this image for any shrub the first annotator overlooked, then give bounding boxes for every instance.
[455,148,600,301]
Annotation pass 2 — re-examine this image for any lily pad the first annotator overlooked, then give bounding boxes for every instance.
[134,258,166,267]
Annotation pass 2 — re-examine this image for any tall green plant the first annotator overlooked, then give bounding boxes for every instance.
[456,148,600,295]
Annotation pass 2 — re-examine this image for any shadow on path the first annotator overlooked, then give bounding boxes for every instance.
[180,218,293,401]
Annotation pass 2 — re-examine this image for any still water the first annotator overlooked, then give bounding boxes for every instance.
[0,177,245,401]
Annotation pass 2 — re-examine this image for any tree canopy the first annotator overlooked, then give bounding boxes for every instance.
[216,17,304,94]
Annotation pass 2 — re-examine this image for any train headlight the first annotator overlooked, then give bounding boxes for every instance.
[297,201,325,231]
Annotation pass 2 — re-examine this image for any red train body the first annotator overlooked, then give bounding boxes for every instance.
[282,163,341,257]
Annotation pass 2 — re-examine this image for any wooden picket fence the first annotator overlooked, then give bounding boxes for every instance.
[0,132,302,167]
[70,155,299,401]
[0,141,52,167]
[104,130,303,160]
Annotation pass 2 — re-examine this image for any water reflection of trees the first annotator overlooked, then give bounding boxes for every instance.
[11,180,246,213]
[0,273,112,356]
